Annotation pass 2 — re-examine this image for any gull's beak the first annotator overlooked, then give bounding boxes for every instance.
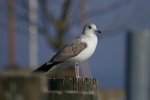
[95,30,101,33]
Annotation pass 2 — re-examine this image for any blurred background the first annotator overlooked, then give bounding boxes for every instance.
[0,0,150,100]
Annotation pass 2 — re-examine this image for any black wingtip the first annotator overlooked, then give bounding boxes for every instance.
[31,62,62,74]
[31,62,48,73]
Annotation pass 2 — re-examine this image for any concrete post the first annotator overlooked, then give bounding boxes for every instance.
[126,29,150,100]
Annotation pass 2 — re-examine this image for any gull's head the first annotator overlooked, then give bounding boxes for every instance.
[83,23,101,34]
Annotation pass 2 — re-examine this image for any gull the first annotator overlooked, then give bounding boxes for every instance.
[32,23,101,78]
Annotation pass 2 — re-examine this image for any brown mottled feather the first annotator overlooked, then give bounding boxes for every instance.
[47,42,87,63]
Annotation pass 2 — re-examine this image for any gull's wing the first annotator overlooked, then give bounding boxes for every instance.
[32,39,87,73]
[47,37,87,64]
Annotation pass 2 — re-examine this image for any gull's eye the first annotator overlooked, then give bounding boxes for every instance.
[88,26,91,29]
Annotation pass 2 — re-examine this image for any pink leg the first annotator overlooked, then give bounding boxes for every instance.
[75,64,80,78]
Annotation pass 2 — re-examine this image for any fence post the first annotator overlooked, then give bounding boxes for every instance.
[48,78,99,99]
[126,30,150,100]
[45,91,97,100]
[0,71,47,100]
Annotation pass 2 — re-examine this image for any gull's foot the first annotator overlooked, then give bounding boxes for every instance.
[75,76,81,78]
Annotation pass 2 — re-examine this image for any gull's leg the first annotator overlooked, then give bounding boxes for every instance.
[75,64,77,78]
[75,63,79,78]
[76,64,80,78]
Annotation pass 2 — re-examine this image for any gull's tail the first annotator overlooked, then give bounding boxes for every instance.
[31,62,61,74]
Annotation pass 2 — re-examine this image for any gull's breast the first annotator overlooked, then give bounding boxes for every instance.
[68,35,98,64]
